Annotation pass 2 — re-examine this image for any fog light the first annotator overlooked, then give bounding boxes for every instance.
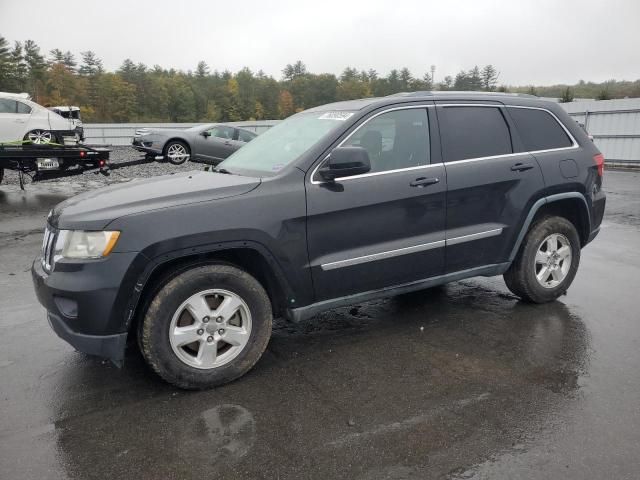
[54,296,78,318]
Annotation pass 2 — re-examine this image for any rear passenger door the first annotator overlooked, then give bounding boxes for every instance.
[436,103,545,273]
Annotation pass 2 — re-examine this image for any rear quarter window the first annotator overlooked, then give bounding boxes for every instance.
[16,102,32,114]
[508,107,573,151]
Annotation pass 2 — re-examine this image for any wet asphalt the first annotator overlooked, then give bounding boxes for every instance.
[0,168,639,479]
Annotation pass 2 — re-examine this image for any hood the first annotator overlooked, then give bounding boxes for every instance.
[51,171,261,230]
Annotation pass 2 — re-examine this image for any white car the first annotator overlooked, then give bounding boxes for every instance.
[0,92,80,144]
[49,106,84,140]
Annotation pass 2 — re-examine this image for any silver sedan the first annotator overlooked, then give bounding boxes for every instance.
[132,124,257,165]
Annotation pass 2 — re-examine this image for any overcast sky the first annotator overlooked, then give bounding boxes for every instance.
[1,0,638,85]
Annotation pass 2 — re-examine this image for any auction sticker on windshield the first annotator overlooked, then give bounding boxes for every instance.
[318,111,354,121]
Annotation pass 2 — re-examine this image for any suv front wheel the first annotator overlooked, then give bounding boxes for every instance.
[139,264,272,389]
[504,216,581,303]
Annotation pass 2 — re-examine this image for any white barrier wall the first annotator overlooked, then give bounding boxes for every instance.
[83,120,279,146]
[561,98,640,164]
[84,99,640,163]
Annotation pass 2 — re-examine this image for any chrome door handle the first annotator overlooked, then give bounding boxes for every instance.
[410,177,439,187]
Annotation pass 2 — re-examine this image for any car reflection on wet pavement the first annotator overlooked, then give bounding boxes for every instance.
[1,170,639,479]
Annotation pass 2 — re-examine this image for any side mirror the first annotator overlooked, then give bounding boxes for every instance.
[201,130,211,137]
[318,146,371,182]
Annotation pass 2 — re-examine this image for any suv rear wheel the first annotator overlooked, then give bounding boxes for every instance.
[504,216,581,303]
[139,264,272,389]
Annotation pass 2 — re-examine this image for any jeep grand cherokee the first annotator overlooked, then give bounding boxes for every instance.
[32,92,606,389]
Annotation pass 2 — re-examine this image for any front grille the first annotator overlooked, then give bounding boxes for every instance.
[41,226,58,272]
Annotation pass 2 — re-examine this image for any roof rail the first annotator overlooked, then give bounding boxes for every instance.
[386,91,538,98]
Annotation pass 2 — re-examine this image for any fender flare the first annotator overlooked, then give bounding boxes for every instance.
[120,240,295,330]
[508,192,591,262]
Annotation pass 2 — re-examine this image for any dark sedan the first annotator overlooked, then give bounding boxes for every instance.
[132,124,257,165]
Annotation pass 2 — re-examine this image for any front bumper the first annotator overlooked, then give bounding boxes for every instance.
[31,252,141,365]
[48,311,128,365]
[132,137,162,155]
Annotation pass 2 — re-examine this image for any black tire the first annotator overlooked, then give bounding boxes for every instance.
[163,140,191,165]
[0,167,3,184]
[139,264,272,389]
[504,216,581,303]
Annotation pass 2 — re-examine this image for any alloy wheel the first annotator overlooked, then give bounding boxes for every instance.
[166,143,189,163]
[534,233,572,288]
[169,289,252,369]
[28,130,54,144]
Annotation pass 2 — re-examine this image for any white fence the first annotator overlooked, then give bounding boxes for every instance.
[84,120,279,146]
[561,98,640,164]
[85,99,640,164]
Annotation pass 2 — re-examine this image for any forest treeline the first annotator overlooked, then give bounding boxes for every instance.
[1,36,639,123]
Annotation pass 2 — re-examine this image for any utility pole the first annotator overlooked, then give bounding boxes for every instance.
[430,65,436,87]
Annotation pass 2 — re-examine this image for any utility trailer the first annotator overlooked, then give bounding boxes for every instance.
[0,143,110,189]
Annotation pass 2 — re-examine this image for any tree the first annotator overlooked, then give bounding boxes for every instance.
[5,41,28,92]
[49,48,65,64]
[282,60,306,81]
[559,87,574,103]
[454,70,469,90]
[23,40,46,100]
[527,85,538,96]
[481,65,499,91]
[196,61,209,78]
[439,75,453,90]
[399,67,413,90]
[0,35,11,89]
[62,51,76,71]
[467,66,483,90]
[278,90,294,118]
[79,51,104,76]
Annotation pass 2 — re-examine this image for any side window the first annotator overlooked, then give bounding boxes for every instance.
[439,106,512,162]
[16,101,32,114]
[343,108,430,173]
[237,129,255,143]
[208,126,234,140]
[508,107,573,151]
[0,99,17,114]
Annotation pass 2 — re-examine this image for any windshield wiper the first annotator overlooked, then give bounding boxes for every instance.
[212,167,233,174]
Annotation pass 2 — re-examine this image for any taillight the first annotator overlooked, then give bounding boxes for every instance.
[594,153,605,177]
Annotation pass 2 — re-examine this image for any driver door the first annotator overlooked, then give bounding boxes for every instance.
[193,125,237,163]
[305,106,447,301]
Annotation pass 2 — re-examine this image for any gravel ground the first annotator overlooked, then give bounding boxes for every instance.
[1,146,201,189]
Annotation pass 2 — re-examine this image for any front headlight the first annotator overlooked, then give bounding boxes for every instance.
[54,230,120,259]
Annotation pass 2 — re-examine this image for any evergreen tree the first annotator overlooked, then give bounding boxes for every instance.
[282,60,306,81]
[0,35,11,89]
[23,40,46,99]
[49,48,65,64]
[399,67,413,90]
[196,61,209,78]
[467,66,483,90]
[63,51,76,71]
[79,51,104,76]
[481,65,499,91]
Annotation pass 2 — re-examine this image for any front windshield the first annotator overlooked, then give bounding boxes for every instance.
[218,110,354,176]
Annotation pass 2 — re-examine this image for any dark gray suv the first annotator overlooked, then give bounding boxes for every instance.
[32,92,606,389]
